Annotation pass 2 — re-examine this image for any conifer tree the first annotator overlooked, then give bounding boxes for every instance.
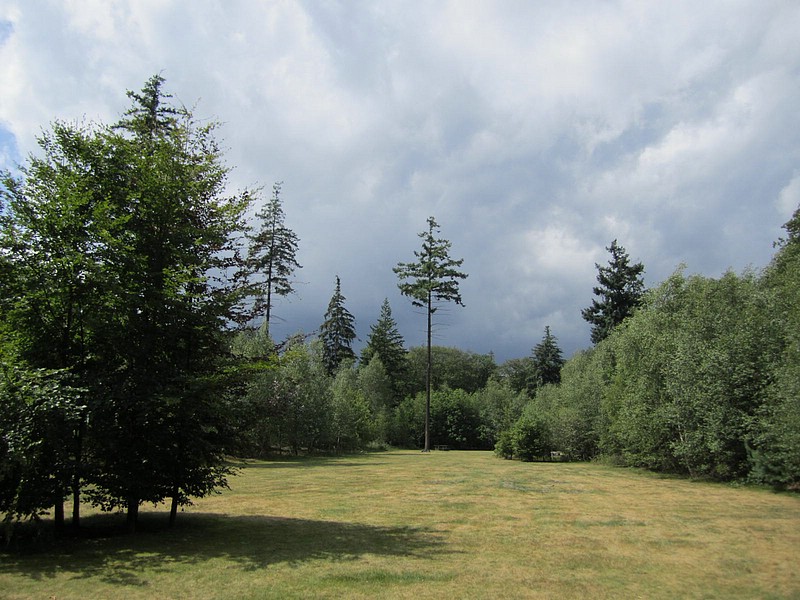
[320,276,357,375]
[582,240,645,344]
[246,182,302,331]
[361,298,407,402]
[529,326,565,391]
[394,216,467,451]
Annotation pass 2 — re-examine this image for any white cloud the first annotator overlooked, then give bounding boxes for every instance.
[778,173,800,219]
[1,0,799,359]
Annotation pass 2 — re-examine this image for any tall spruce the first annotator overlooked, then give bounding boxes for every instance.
[320,276,357,375]
[361,298,407,402]
[581,240,645,344]
[394,216,467,452]
[246,182,302,332]
[529,326,565,391]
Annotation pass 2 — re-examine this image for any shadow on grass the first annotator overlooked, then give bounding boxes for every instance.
[0,512,447,587]
[236,460,391,470]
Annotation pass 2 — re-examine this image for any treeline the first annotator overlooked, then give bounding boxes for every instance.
[0,75,494,535]
[497,214,800,489]
[228,335,513,456]
[2,74,798,542]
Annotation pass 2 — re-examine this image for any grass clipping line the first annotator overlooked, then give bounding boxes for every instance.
[2,450,799,599]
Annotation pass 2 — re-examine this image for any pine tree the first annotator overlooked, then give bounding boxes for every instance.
[394,216,467,451]
[320,276,357,375]
[581,240,645,344]
[361,298,407,402]
[246,182,302,332]
[529,326,565,391]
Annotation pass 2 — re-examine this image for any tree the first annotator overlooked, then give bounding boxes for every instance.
[495,357,537,396]
[394,216,467,452]
[246,182,302,332]
[749,203,800,488]
[330,365,372,453]
[319,276,357,375]
[358,356,394,443]
[0,364,84,540]
[1,74,252,531]
[276,341,332,454]
[529,326,565,391]
[361,299,407,402]
[404,346,494,395]
[0,121,121,530]
[91,74,251,530]
[582,240,645,344]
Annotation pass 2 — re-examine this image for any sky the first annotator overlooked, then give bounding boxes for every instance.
[1,1,799,363]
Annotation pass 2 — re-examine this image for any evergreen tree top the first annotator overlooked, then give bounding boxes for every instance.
[115,73,184,139]
[394,216,468,312]
[582,239,645,344]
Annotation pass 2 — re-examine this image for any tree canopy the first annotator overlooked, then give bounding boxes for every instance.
[246,182,302,332]
[581,240,645,344]
[0,74,249,532]
[530,326,565,390]
[319,276,357,375]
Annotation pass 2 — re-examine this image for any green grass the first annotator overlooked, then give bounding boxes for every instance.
[2,450,800,599]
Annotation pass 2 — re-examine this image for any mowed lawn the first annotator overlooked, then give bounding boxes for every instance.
[2,451,799,599]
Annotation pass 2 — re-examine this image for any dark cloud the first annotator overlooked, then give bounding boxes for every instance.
[1,1,798,361]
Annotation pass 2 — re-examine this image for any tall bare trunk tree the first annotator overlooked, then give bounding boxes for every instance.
[394,217,467,452]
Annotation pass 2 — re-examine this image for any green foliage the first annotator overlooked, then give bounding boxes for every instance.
[600,270,780,478]
[0,364,84,533]
[543,348,607,461]
[358,356,394,443]
[475,378,527,448]
[1,74,252,530]
[495,357,536,395]
[394,216,468,312]
[493,429,515,459]
[581,240,645,344]
[404,346,495,395]
[394,216,468,451]
[275,341,332,455]
[361,299,407,402]
[506,407,553,462]
[330,365,372,453]
[748,205,800,487]
[319,276,357,376]
[529,326,565,391]
[391,388,484,450]
[508,257,795,483]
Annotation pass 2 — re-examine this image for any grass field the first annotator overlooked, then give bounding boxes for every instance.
[2,450,799,599]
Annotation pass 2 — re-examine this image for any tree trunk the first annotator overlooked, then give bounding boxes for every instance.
[71,481,81,530]
[424,292,432,452]
[126,497,139,533]
[169,488,179,527]
[54,492,65,532]
[71,422,84,530]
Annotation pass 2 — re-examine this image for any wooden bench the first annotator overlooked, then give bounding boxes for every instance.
[434,445,450,451]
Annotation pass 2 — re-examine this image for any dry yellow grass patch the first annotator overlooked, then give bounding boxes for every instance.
[2,450,799,599]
